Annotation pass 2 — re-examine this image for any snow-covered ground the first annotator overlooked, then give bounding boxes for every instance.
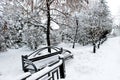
[0,46,33,80]
[0,37,120,80]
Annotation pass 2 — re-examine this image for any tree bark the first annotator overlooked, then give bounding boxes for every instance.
[72,19,79,48]
[93,43,96,53]
[31,0,34,12]
[46,0,51,53]
[98,40,100,49]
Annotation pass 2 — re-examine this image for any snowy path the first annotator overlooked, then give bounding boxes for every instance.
[64,37,120,80]
[0,37,120,80]
[0,47,32,80]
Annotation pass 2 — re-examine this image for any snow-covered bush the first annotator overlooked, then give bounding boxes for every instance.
[77,27,111,45]
[23,28,45,50]
[0,34,7,51]
[50,30,61,46]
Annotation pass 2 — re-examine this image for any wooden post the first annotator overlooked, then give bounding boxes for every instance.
[59,58,66,78]
[56,69,59,79]
[59,48,65,78]
[21,55,28,72]
[48,72,51,80]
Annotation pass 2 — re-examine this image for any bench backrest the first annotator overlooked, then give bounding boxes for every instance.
[29,50,62,62]
[22,49,63,72]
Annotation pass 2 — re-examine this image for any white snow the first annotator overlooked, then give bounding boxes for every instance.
[0,37,120,80]
[16,72,31,80]
[0,46,32,80]
[41,19,60,30]
[50,21,60,30]
[63,37,120,80]
[26,60,63,80]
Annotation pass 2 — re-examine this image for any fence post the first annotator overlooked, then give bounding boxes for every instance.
[21,55,28,72]
[59,57,66,78]
[48,72,51,80]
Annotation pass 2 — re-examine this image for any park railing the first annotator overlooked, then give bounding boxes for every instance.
[26,58,65,80]
[19,46,73,80]
[18,58,65,80]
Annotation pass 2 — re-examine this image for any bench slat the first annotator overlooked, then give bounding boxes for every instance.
[29,50,62,62]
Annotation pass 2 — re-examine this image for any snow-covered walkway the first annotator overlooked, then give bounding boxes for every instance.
[0,37,120,80]
[0,47,32,80]
[64,37,120,80]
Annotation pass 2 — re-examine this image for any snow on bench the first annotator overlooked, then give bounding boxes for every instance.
[26,60,63,80]
[16,72,31,80]
[21,46,73,73]
[18,58,65,80]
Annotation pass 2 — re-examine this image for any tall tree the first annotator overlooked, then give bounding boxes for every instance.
[46,0,51,52]
[44,0,89,51]
[88,0,112,53]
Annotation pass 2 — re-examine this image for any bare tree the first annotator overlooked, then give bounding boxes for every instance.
[44,0,89,51]
[46,0,51,52]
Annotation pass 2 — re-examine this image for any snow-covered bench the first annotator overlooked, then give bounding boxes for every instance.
[21,46,73,73]
[18,58,66,80]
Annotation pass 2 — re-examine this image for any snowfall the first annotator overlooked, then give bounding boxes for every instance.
[0,36,120,80]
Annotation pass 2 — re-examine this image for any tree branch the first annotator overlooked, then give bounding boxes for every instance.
[50,8,70,17]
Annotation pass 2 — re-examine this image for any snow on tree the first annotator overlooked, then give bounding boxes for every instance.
[78,0,112,53]
[58,0,112,51]
[0,0,113,52]
[34,0,89,52]
[0,0,47,50]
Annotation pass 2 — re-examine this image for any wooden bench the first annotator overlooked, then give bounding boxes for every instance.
[18,58,65,80]
[21,46,73,73]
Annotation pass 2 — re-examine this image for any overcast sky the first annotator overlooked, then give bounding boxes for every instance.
[106,0,120,24]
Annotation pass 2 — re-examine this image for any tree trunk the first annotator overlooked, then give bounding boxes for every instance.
[62,34,64,42]
[46,0,51,53]
[93,43,96,53]
[31,0,34,12]
[72,19,79,48]
[98,40,100,49]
